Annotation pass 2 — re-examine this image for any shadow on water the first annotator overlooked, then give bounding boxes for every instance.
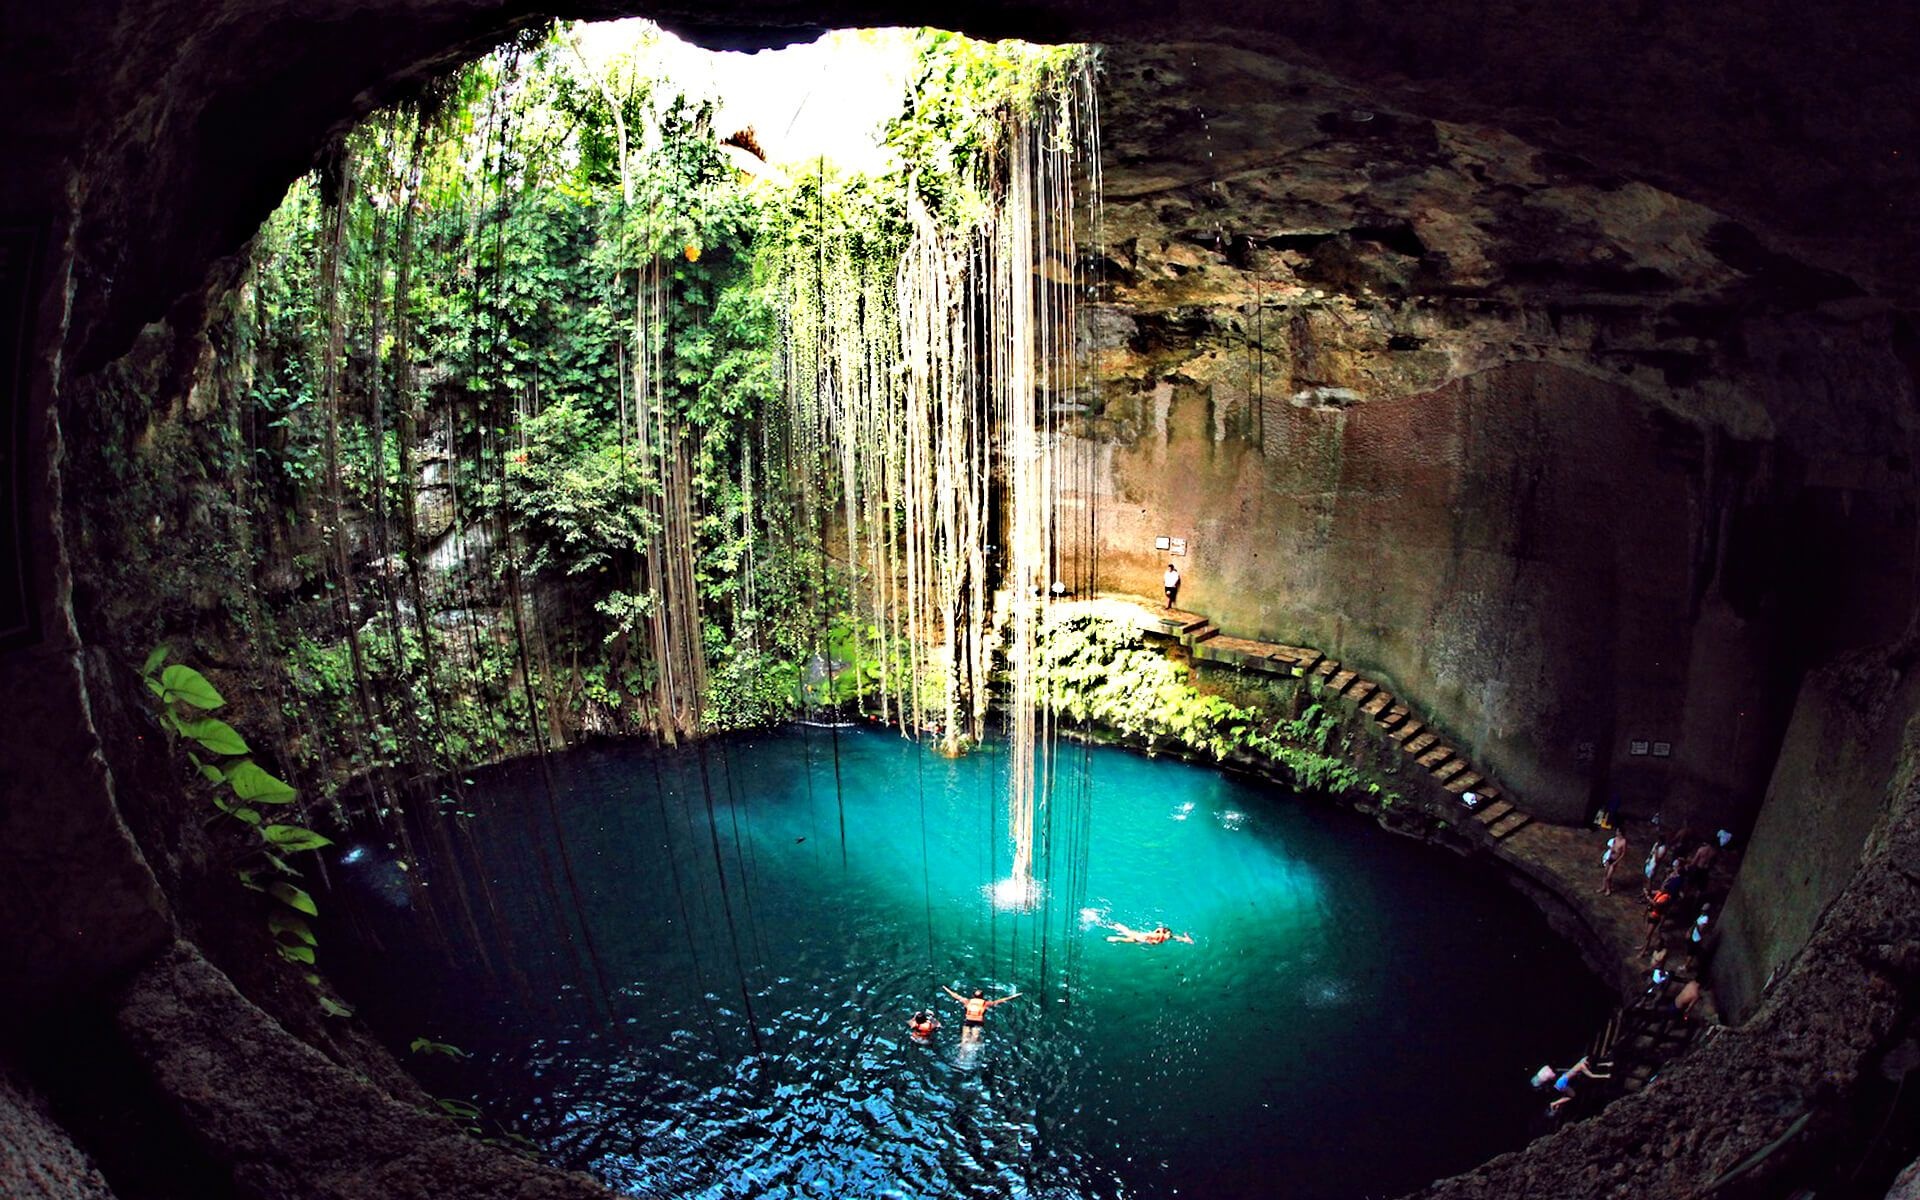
[323,725,1611,1200]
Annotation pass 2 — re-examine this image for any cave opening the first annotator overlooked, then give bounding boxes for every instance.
[6,5,1920,1200]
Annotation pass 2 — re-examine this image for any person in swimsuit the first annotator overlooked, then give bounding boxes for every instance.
[1544,1055,1610,1112]
[907,1010,940,1040]
[1105,922,1195,945]
[942,985,1021,1038]
[1600,830,1628,895]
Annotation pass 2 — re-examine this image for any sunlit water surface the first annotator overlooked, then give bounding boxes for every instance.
[326,726,1609,1200]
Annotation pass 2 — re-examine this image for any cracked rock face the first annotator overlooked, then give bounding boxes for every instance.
[1073,44,1918,827]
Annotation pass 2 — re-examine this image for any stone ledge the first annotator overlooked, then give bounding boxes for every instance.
[115,940,614,1200]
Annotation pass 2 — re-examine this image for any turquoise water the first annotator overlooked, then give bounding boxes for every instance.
[327,725,1610,1200]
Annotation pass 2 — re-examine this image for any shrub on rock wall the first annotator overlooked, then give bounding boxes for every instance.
[1038,613,1393,802]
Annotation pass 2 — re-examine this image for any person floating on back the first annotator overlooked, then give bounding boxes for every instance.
[1105,921,1194,946]
[1163,563,1181,610]
[942,984,1022,1036]
[907,1010,940,1040]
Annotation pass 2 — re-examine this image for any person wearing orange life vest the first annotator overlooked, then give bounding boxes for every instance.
[907,1010,940,1040]
[941,985,1022,1032]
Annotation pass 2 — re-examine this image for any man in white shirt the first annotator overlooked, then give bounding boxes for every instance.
[1163,562,1181,609]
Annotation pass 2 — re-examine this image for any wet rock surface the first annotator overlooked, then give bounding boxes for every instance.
[0,1062,118,1200]
[116,941,614,1200]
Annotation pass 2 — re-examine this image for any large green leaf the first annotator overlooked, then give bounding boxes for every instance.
[261,824,331,852]
[268,912,316,945]
[179,717,250,757]
[160,664,225,710]
[142,644,170,677]
[277,943,316,965]
[228,762,296,804]
[212,796,261,825]
[412,1038,468,1059]
[268,881,318,916]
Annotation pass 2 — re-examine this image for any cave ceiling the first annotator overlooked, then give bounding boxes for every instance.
[1,0,1915,374]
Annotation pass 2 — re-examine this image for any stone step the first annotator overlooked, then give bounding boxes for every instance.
[1328,668,1357,692]
[1404,731,1439,755]
[1185,623,1220,644]
[1271,645,1322,671]
[1377,702,1410,727]
[1344,679,1377,703]
[1445,771,1484,794]
[1359,691,1393,718]
[1476,785,1503,802]
[1432,759,1468,782]
[1314,658,1339,679]
[1489,811,1531,839]
[1388,719,1424,743]
[1194,635,1288,670]
[1474,799,1514,824]
[1415,744,1455,769]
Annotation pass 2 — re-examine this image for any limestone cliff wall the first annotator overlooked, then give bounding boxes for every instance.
[1711,654,1920,1022]
[1075,44,1920,828]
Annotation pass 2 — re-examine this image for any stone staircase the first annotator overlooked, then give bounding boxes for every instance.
[1121,598,1533,841]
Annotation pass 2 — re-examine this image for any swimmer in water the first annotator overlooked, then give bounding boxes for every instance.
[941,985,1022,1039]
[1104,922,1195,945]
[907,1010,940,1040]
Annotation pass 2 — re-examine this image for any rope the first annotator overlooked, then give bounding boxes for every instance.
[695,740,765,1055]
[647,749,724,1051]
[717,740,770,970]
[916,734,935,989]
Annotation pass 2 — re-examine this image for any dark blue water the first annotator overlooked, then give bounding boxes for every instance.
[326,726,1610,1200]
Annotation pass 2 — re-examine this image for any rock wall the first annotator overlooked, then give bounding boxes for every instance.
[0,1062,117,1200]
[1711,653,1920,1022]
[1073,44,1920,828]
[1408,643,1920,1200]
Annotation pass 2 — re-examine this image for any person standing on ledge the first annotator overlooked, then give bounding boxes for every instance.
[942,985,1022,1038]
[1600,829,1628,895]
[1163,562,1181,609]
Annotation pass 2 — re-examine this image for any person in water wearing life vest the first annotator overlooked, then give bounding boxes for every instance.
[942,984,1022,1034]
[907,1010,940,1040]
[1105,921,1195,945]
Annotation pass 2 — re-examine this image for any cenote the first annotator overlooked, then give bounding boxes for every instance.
[327,727,1610,1200]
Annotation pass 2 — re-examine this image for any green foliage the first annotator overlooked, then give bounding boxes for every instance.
[504,399,656,577]
[1036,616,1398,802]
[185,23,1107,790]
[143,646,333,974]
[412,1037,470,1060]
[886,32,1091,225]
